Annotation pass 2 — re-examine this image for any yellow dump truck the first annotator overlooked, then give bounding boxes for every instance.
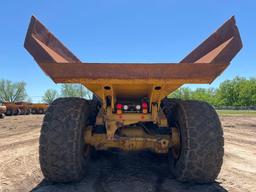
[29,103,48,114]
[3,102,48,116]
[24,16,242,183]
[3,102,22,116]
[14,102,31,115]
[3,102,31,116]
[0,105,6,119]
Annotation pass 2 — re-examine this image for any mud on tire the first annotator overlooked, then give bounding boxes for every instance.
[162,99,224,183]
[39,97,91,182]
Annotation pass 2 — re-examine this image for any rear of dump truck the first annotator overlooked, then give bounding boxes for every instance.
[29,103,48,114]
[3,102,21,116]
[24,16,242,183]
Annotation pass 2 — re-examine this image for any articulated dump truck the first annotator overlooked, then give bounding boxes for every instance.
[24,16,242,183]
[30,103,48,114]
[4,102,32,115]
[2,102,48,116]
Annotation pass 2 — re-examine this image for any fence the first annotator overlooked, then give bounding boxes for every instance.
[215,106,256,110]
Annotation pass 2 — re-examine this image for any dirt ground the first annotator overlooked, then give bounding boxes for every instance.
[0,115,255,192]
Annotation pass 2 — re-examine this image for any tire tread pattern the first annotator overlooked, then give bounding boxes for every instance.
[39,97,90,182]
[163,98,224,183]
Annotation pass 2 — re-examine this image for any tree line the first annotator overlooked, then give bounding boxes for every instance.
[0,76,256,106]
[169,77,256,106]
[42,84,92,104]
[0,79,92,104]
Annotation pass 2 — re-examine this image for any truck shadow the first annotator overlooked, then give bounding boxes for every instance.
[32,151,227,192]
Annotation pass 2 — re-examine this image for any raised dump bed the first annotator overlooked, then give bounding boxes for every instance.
[24,16,242,184]
[24,16,242,110]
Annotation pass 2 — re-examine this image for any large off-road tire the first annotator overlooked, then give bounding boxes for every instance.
[31,108,37,114]
[0,113,5,119]
[38,108,44,114]
[162,98,224,183]
[39,97,91,182]
[25,109,31,115]
[5,109,13,116]
[20,109,26,115]
[13,109,21,115]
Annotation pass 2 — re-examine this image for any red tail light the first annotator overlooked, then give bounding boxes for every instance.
[116,103,122,109]
[142,102,148,114]
[142,102,148,109]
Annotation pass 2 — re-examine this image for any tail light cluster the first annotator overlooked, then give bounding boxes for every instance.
[116,101,148,114]
[116,103,122,114]
[141,102,148,114]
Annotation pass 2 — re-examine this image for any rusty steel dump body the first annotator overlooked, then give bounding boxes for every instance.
[24,16,242,110]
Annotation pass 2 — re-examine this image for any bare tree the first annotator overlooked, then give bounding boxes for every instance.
[42,89,59,104]
[0,80,28,102]
[61,84,92,99]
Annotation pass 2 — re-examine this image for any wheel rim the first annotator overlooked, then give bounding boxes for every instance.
[171,126,181,160]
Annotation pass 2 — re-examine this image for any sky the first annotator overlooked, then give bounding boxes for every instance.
[0,1,255,102]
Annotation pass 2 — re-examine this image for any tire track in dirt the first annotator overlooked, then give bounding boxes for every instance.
[219,116,256,192]
[0,138,38,151]
[0,115,255,192]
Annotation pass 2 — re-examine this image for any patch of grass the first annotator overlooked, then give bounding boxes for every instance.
[217,110,256,116]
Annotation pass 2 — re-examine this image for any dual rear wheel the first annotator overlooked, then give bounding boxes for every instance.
[40,98,223,183]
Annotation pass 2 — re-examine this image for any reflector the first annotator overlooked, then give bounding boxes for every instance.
[136,105,141,110]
